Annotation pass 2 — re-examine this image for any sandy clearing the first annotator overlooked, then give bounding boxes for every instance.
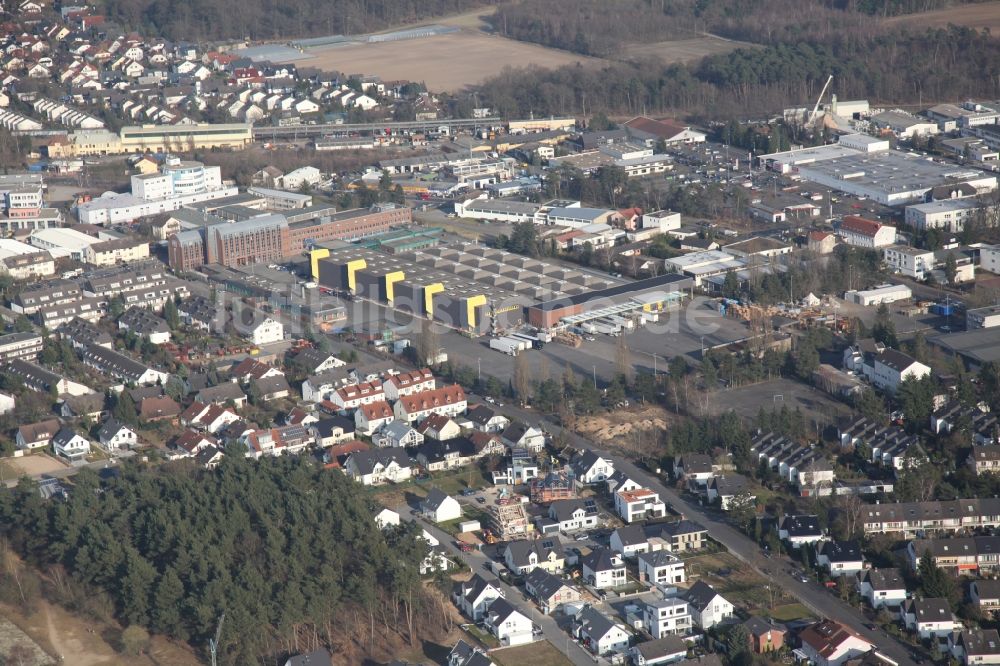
[293,30,607,92]
[623,35,753,63]
[5,455,68,477]
[884,2,1000,31]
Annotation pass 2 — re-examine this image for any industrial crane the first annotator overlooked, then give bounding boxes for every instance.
[810,75,834,122]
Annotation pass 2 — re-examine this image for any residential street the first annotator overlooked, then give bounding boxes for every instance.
[526,413,920,666]
[397,509,599,666]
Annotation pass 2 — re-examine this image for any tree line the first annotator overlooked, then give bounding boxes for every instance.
[472,24,1000,120]
[0,457,431,664]
[96,0,499,41]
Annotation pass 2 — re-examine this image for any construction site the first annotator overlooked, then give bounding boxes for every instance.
[486,490,532,542]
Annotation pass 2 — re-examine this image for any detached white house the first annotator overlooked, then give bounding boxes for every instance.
[97,418,138,452]
[871,349,931,394]
[248,317,284,346]
[582,548,626,589]
[482,598,533,647]
[575,606,631,656]
[572,450,615,484]
[901,598,958,639]
[684,581,734,629]
[51,427,91,461]
[453,574,504,621]
[343,448,412,485]
[817,540,866,577]
[858,568,908,609]
[421,489,462,523]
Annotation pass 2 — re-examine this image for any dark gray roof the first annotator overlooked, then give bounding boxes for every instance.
[651,519,707,539]
[571,449,609,476]
[743,616,784,637]
[581,547,621,573]
[904,597,952,622]
[549,498,595,522]
[634,635,688,660]
[83,343,155,380]
[505,537,564,568]
[97,417,131,441]
[710,474,749,495]
[466,403,499,425]
[524,568,570,600]
[455,573,500,605]
[861,568,905,591]
[284,648,331,666]
[576,606,621,641]
[612,524,646,547]
[311,415,355,438]
[962,629,1000,657]
[196,382,246,404]
[818,540,863,563]
[52,427,83,447]
[422,488,453,512]
[637,550,678,569]
[685,580,724,612]
[780,514,822,537]
[347,448,411,475]
[484,597,522,625]
[876,348,922,373]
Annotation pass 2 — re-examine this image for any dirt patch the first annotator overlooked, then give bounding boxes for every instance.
[0,615,53,665]
[1,600,201,666]
[885,3,1000,32]
[623,35,752,63]
[575,405,672,444]
[293,30,607,93]
[4,455,68,478]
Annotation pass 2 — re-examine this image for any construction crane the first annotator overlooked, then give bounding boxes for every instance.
[810,74,834,122]
[209,613,225,666]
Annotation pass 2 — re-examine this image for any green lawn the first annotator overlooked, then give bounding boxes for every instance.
[492,641,572,666]
[765,603,815,622]
[463,624,499,649]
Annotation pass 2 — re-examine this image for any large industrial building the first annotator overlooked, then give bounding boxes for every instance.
[760,139,997,206]
[46,123,254,158]
[168,204,410,270]
[312,242,692,335]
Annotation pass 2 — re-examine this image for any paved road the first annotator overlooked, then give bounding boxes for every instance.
[398,509,599,665]
[498,407,920,666]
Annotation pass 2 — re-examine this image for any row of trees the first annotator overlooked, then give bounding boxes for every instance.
[0,458,430,664]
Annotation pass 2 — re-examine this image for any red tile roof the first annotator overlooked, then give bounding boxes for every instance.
[840,215,884,237]
[398,385,466,414]
[625,116,688,139]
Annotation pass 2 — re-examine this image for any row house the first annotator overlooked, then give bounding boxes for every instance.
[750,431,835,491]
[382,367,435,400]
[906,535,1000,574]
[933,404,999,446]
[863,498,1000,537]
[393,385,467,423]
[331,380,384,411]
[81,343,168,385]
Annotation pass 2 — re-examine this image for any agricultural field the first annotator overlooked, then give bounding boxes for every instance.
[293,31,605,93]
[885,3,1000,32]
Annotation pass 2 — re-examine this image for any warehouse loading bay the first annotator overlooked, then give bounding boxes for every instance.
[311,241,753,383]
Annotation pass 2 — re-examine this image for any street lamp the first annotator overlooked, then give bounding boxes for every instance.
[477,357,481,382]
